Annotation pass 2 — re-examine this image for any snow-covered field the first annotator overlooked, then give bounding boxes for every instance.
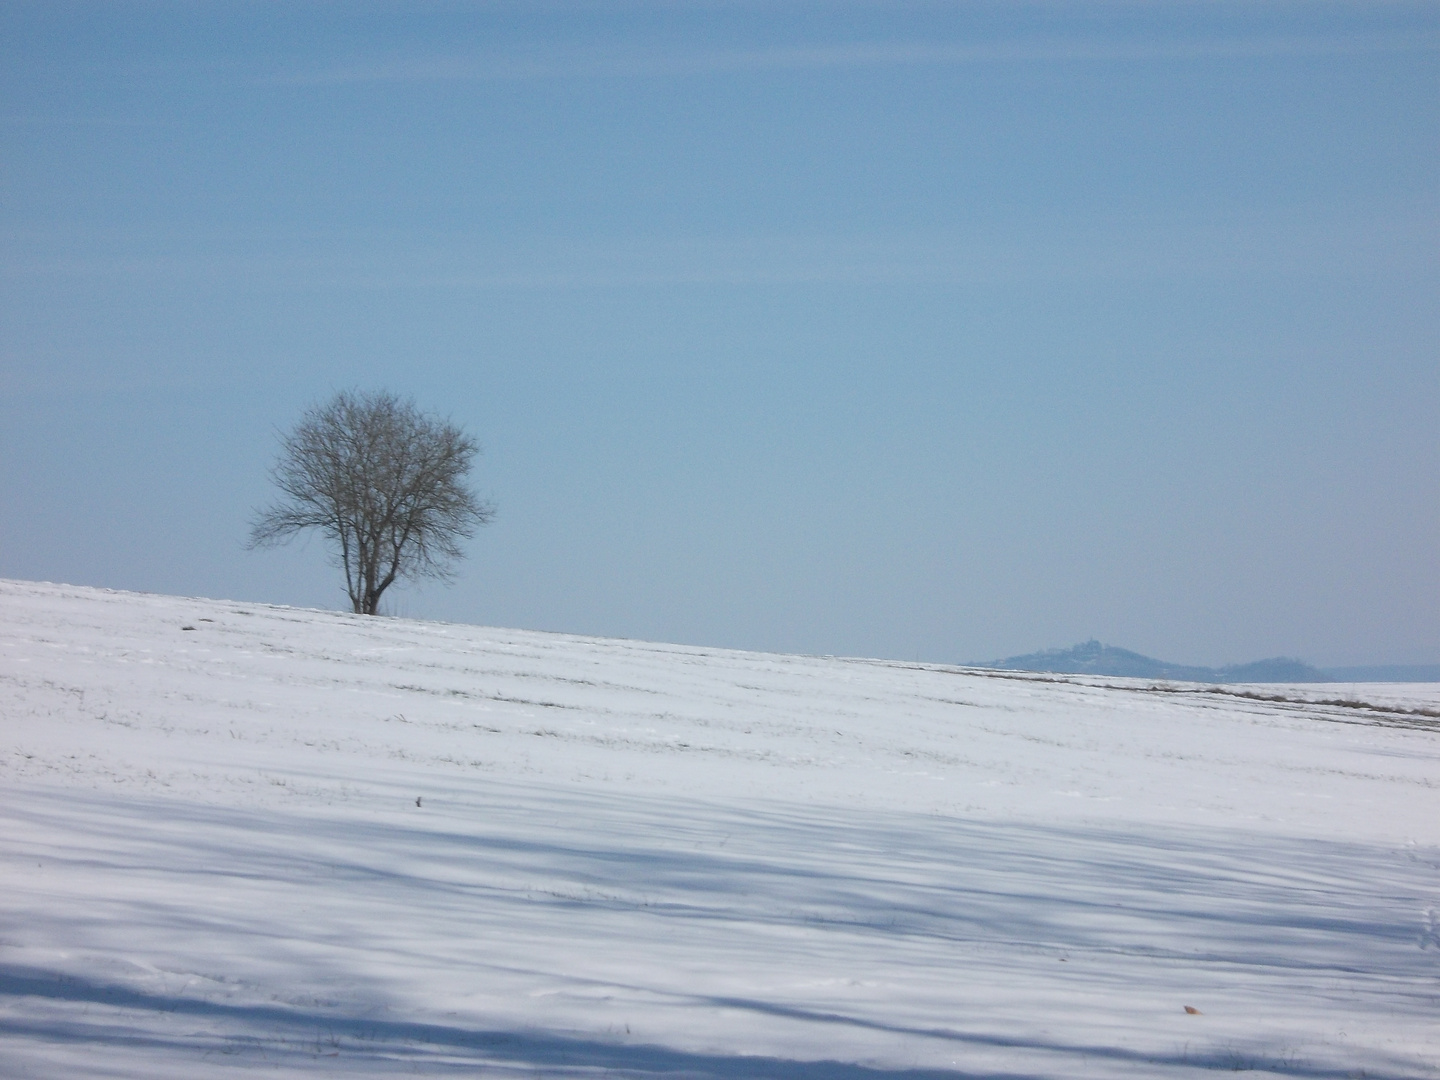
[1,579,1437,1078]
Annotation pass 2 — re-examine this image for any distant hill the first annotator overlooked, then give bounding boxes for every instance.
[973,640,1328,683]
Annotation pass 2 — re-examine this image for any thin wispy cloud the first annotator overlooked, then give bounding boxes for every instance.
[277,31,1440,86]
[0,115,178,129]
[5,210,1434,291]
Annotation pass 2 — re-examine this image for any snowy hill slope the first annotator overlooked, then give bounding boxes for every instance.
[1,579,1437,1078]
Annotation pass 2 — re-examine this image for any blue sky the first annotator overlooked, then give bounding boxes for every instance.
[2,1,1437,667]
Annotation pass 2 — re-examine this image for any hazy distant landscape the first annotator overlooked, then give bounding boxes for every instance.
[977,640,1440,683]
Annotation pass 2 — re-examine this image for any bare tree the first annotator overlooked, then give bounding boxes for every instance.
[249,390,494,615]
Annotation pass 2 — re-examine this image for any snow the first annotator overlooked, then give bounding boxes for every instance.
[1,578,1437,1078]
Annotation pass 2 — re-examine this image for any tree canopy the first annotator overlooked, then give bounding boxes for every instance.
[250,390,493,615]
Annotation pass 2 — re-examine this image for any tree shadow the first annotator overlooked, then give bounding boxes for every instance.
[0,962,1395,1079]
[2,782,1435,1077]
